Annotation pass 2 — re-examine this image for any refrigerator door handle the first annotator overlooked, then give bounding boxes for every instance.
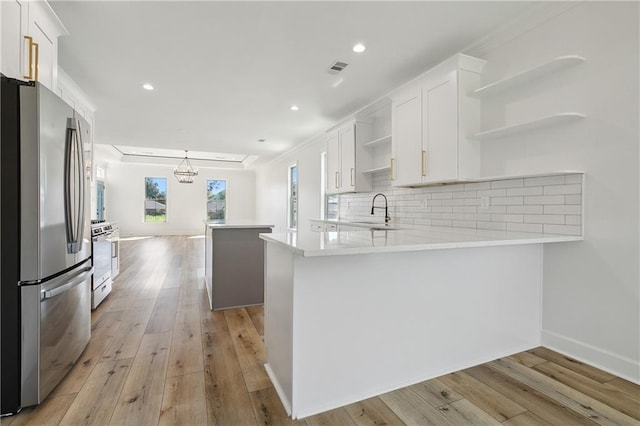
[41,267,93,301]
[75,119,86,251]
[64,118,85,253]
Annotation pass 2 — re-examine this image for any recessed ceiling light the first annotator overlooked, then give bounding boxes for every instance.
[142,83,154,91]
[290,105,299,111]
[258,138,266,143]
[352,43,366,53]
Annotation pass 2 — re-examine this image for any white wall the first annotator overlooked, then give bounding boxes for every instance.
[105,162,255,236]
[473,2,639,381]
[255,2,639,382]
[255,138,326,233]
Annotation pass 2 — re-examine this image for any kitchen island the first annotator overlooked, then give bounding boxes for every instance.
[204,222,273,310]
[260,227,582,419]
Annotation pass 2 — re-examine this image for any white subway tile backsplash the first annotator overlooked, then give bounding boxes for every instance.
[506,186,543,196]
[543,224,582,236]
[524,214,565,224]
[465,213,492,221]
[491,178,524,189]
[338,173,583,236]
[491,214,524,223]
[453,220,477,228]
[453,191,478,199]
[507,223,543,233]
[507,205,544,214]
[565,215,582,225]
[492,197,524,206]
[453,206,478,213]
[479,205,507,214]
[477,188,507,197]
[524,175,565,187]
[564,174,583,184]
[464,182,491,191]
[432,192,453,200]
[543,205,582,215]
[524,195,565,205]
[543,184,582,195]
[442,213,466,221]
[564,195,582,205]
[442,199,465,206]
[478,221,507,231]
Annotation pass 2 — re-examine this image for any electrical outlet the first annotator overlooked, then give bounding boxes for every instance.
[420,197,428,208]
[480,196,490,210]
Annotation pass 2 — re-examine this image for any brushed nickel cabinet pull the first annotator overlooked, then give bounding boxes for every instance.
[421,150,427,177]
[335,171,339,188]
[350,168,354,186]
[390,158,395,180]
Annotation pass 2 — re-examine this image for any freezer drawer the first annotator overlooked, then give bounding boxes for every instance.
[20,264,92,407]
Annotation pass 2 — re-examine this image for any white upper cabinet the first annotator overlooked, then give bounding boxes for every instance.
[326,121,373,194]
[391,54,486,186]
[1,0,68,91]
[391,87,422,186]
[338,125,356,192]
[326,133,341,193]
[1,0,29,80]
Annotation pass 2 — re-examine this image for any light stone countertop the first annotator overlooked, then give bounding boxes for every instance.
[259,225,582,257]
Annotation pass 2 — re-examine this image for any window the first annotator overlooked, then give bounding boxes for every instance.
[144,177,167,222]
[321,152,338,220]
[288,163,298,230]
[207,180,227,223]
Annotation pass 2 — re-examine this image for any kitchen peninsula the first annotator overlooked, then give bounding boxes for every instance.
[260,227,582,419]
[204,222,273,310]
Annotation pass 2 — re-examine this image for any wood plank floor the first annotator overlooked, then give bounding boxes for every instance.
[6,236,639,425]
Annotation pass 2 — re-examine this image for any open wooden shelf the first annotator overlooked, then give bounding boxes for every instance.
[473,55,585,98]
[472,113,586,141]
[362,134,391,148]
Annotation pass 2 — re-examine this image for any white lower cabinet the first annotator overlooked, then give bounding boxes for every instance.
[391,54,485,186]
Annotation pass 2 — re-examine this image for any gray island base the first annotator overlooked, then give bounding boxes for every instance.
[204,222,273,311]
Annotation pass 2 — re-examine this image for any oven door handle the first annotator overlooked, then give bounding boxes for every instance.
[41,267,93,301]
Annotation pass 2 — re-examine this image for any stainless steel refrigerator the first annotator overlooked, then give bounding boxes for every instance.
[1,76,93,415]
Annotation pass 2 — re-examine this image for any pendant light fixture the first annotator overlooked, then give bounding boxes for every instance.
[174,150,198,183]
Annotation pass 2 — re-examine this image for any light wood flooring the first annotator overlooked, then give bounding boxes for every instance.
[5,235,639,425]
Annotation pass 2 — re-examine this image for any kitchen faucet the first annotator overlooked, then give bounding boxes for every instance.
[371,193,391,224]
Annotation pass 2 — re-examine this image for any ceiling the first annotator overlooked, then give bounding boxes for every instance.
[50,1,535,167]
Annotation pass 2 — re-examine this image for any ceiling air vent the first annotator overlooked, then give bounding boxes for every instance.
[328,61,349,73]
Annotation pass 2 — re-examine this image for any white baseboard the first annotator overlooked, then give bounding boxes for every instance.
[264,363,292,417]
[542,329,640,384]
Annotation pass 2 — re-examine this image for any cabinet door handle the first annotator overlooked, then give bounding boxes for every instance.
[335,171,339,188]
[421,150,427,177]
[33,41,39,81]
[23,36,34,80]
[390,158,395,180]
[350,168,354,186]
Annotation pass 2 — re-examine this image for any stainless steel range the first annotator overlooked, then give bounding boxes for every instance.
[90,220,113,309]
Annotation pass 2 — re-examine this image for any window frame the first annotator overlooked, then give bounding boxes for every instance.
[144,176,168,223]
[287,162,298,231]
[206,179,227,224]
